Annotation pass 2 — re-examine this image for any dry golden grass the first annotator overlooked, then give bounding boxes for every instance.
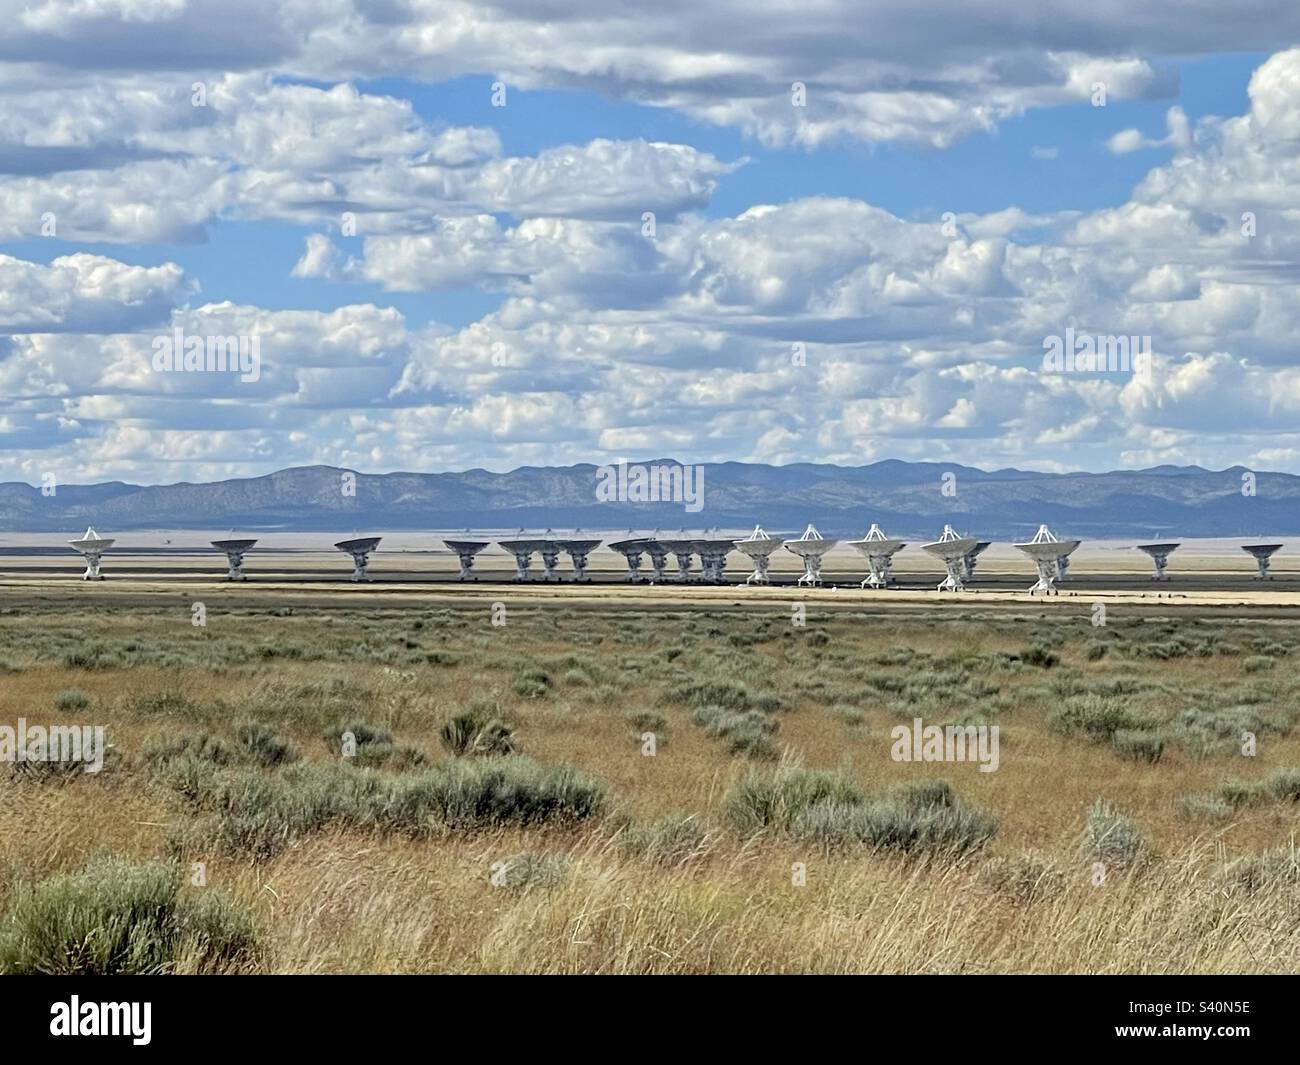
[1,596,1299,972]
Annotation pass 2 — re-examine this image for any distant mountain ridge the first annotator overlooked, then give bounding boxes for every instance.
[1,460,1297,538]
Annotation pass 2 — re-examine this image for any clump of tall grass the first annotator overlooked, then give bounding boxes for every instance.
[237,722,301,767]
[1176,794,1234,821]
[326,716,427,771]
[53,688,91,712]
[725,765,996,856]
[1170,705,1288,758]
[439,707,514,757]
[1083,799,1149,871]
[168,757,605,858]
[979,850,1067,904]
[0,856,257,974]
[625,710,669,747]
[127,690,207,720]
[620,814,712,867]
[791,779,998,856]
[9,729,112,784]
[490,851,571,892]
[1220,845,1300,894]
[1016,646,1059,669]
[1111,728,1164,763]
[693,704,778,759]
[511,664,552,699]
[668,678,753,711]
[1183,768,1300,813]
[1048,695,1154,742]
[143,730,239,770]
[725,764,867,834]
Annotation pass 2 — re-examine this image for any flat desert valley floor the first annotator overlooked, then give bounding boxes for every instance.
[2,538,1300,973]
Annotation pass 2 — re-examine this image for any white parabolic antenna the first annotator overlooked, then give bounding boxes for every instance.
[497,529,551,582]
[920,524,980,592]
[211,536,258,581]
[607,530,653,583]
[1014,524,1081,596]
[658,530,705,583]
[733,524,785,585]
[1136,541,1180,581]
[846,523,906,588]
[68,526,115,581]
[692,528,735,585]
[553,529,603,582]
[1241,542,1283,580]
[334,535,382,582]
[443,532,491,581]
[784,523,838,587]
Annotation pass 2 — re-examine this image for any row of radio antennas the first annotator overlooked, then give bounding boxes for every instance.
[58,526,1288,585]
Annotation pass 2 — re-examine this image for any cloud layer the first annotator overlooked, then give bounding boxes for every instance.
[4,6,1300,483]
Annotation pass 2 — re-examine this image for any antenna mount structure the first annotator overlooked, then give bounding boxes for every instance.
[555,531,602,582]
[695,530,735,584]
[68,527,115,581]
[784,523,837,587]
[962,541,992,581]
[608,532,651,583]
[334,536,382,582]
[1241,543,1283,580]
[660,531,702,582]
[1014,524,1081,596]
[211,537,258,581]
[920,524,980,592]
[538,529,561,581]
[497,530,546,582]
[643,536,670,582]
[443,535,490,581]
[733,525,785,585]
[846,523,906,588]
[1136,542,1180,581]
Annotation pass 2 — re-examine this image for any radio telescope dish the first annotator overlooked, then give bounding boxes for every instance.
[1136,542,1180,581]
[846,523,906,588]
[443,533,491,581]
[211,537,258,581]
[921,524,980,592]
[734,525,785,585]
[334,536,382,582]
[554,530,603,582]
[1014,524,1081,596]
[497,530,550,582]
[691,529,735,585]
[1241,543,1283,580]
[608,532,653,583]
[658,531,704,582]
[784,523,838,587]
[68,526,115,581]
[537,529,563,581]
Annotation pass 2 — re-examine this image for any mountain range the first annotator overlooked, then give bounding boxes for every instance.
[1,460,1296,539]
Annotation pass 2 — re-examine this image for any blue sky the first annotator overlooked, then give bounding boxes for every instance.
[1,2,1299,485]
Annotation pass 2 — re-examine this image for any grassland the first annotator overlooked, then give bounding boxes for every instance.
[1,596,1299,973]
